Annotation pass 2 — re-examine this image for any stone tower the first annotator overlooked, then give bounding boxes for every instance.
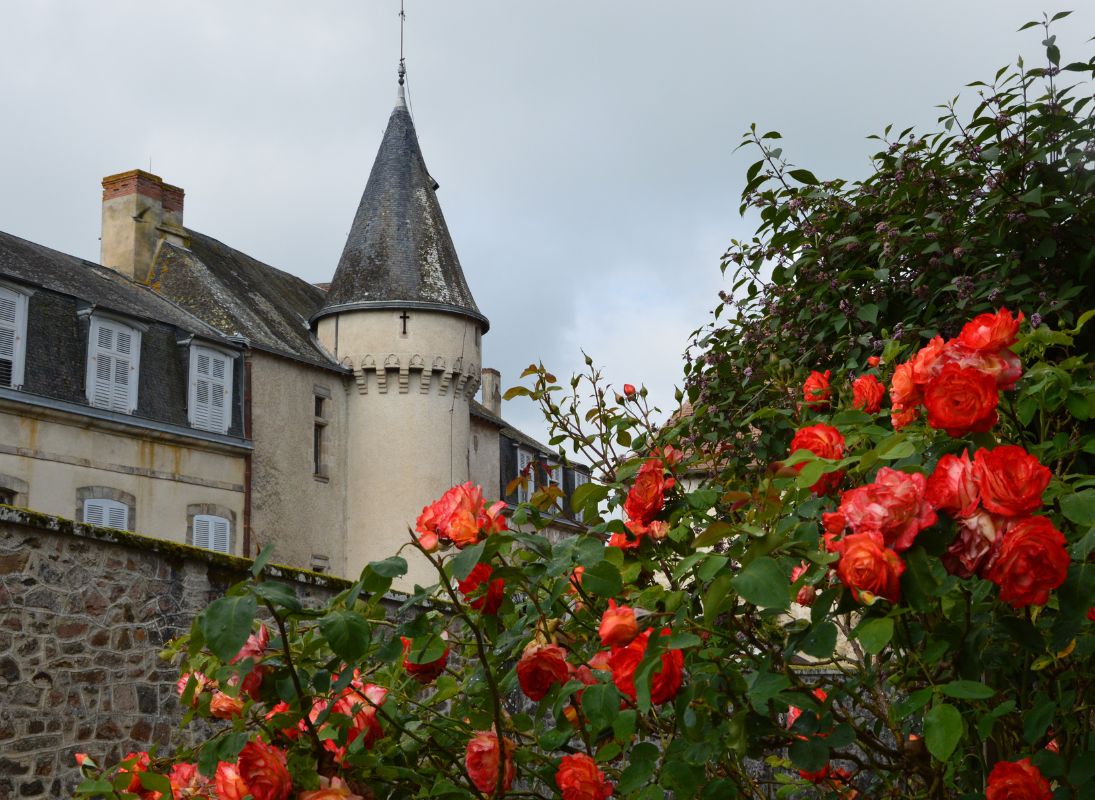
[314,82,488,589]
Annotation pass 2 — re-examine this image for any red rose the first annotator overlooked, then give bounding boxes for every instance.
[599,599,639,648]
[986,758,1051,800]
[957,308,1024,353]
[465,731,515,795]
[834,532,905,604]
[298,776,365,800]
[608,628,684,705]
[973,445,1051,518]
[942,345,1023,390]
[851,374,886,414]
[264,701,302,741]
[237,740,291,800]
[516,642,570,702]
[910,336,949,387]
[790,562,817,607]
[169,763,214,797]
[802,370,832,409]
[891,406,918,430]
[1087,607,1095,622]
[925,451,980,517]
[789,423,846,495]
[942,511,1004,578]
[985,516,1069,607]
[118,752,153,796]
[555,753,614,800]
[216,761,250,800]
[415,483,507,551]
[889,362,921,411]
[623,383,636,397]
[923,363,999,437]
[458,562,505,614]
[623,459,673,530]
[401,635,449,683]
[331,679,387,757]
[838,468,936,552]
[867,356,881,367]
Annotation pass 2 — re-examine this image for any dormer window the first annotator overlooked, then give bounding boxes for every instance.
[0,284,29,390]
[188,344,234,434]
[517,449,535,504]
[86,315,141,413]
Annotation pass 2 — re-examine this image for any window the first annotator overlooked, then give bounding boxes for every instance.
[82,498,129,530]
[311,554,330,574]
[0,285,29,390]
[313,391,329,478]
[572,471,591,522]
[189,344,234,434]
[545,462,563,509]
[0,488,14,506]
[193,514,231,554]
[86,316,140,413]
[517,449,535,504]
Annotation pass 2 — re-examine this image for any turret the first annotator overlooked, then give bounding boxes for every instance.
[314,81,487,588]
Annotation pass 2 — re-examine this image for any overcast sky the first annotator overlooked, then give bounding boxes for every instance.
[1,2,1092,444]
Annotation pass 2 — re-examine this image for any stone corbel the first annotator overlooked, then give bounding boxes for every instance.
[356,354,377,395]
[379,353,400,394]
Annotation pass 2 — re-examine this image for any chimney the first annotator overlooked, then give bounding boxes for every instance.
[480,368,502,417]
[100,170,188,282]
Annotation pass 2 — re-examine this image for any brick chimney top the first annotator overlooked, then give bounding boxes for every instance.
[101,169,185,214]
[100,169,187,281]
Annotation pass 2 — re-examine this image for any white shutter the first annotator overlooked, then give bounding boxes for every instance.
[193,514,231,553]
[87,317,141,413]
[189,345,233,434]
[517,450,535,504]
[83,499,128,530]
[0,287,28,389]
[572,471,590,522]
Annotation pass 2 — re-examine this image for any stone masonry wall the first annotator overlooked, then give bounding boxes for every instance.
[0,507,350,799]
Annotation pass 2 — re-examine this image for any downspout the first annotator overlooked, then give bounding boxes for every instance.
[243,352,253,557]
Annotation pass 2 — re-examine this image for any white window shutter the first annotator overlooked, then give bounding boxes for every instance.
[83,499,128,530]
[0,287,28,389]
[517,450,535,504]
[572,471,590,522]
[193,514,231,553]
[87,317,141,413]
[189,346,233,434]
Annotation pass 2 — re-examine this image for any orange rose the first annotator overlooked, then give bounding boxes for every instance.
[598,599,639,648]
[458,562,505,614]
[465,731,516,795]
[789,423,845,495]
[169,763,213,797]
[623,459,673,530]
[851,373,885,414]
[215,762,250,800]
[867,356,881,367]
[973,445,1051,518]
[401,635,449,684]
[176,671,213,707]
[838,468,936,552]
[608,628,684,705]
[985,516,1069,607]
[298,776,365,800]
[923,363,999,437]
[834,532,905,604]
[210,691,245,720]
[986,758,1051,800]
[555,753,614,800]
[890,406,918,430]
[925,451,980,517]
[802,370,832,409]
[118,752,154,797]
[237,740,291,800]
[889,362,921,411]
[415,483,507,550]
[957,308,1024,353]
[516,642,570,702]
[909,336,949,387]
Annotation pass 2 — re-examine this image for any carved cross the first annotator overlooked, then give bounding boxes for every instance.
[400,311,410,335]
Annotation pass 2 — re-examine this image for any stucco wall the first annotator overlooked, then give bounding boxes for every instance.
[0,408,245,552]
[247,351,348,574]
[469,416,502,498]
[0,507,349,800]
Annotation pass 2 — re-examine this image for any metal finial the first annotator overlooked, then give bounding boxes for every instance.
[397,0,406,86]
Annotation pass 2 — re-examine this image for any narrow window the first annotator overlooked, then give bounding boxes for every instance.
[572,471,591,522]
[82,498,129,530]
[0,488,15,506]
[0,286,29,390]
[189,344,234,434]
[313,391,329,478]
[193,514,232,553]
[310,554,330,574]
[86,316,141,413]
[517,449,535,504]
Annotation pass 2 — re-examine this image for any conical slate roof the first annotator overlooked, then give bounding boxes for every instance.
[315,89,488,331]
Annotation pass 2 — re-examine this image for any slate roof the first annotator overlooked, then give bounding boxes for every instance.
[0,229,230,342]
[148,230,344,371]
[316,91,488,331]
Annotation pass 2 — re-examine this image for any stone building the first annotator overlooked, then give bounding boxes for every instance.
[0,79,587,589]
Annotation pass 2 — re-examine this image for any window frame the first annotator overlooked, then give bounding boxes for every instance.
[517,449,536,504]
[0,282,31,390]
[85,314,142,414]
[313,386,330,479]
[192,514,232,554]
[82,498,129,530]
[187,342,235,434]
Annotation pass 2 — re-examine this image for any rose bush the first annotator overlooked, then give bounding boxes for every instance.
[74,17,1094,800]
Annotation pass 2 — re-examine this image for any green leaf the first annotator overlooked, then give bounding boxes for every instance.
[319,609,371,662]
[449,540,485,581]
[939,680,995,700]
[582,683,621,733]
[571,481,607,517]
[139,772,173,796]
[618,743,659,794]
[857,304,879,324]
[252,581,301,612]
[665,632,703,649]
[693,521,733,549]
[703,573,734,623]
[200,594,257,661]
[853,616,893,655]
[799,621,837,658]
[1023,696,1056,743]
[1060,491,1095,527]
[731,557,790,610]
[789,737,829,773]
[788,168,819,185]
[745,670,790,713]
[369,556,408,578]
[406,633,447,664]
[924,703,963,762]
[581,560,623,597]
[251,544,275,577]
